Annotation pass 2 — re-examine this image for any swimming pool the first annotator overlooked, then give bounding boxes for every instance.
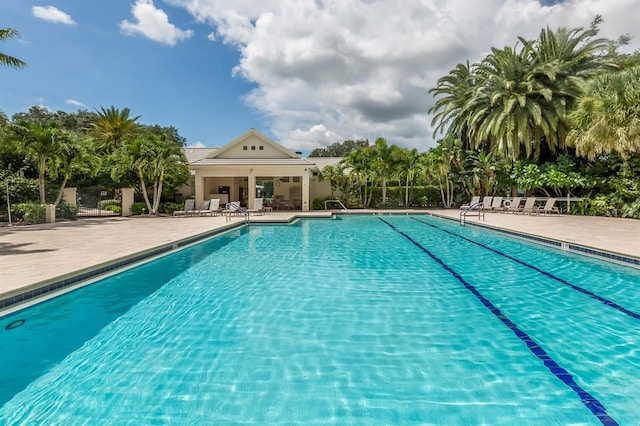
[1,215,639,424]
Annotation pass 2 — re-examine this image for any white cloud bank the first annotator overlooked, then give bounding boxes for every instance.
[120,0,193,46]
[168,0,640,151]
[32,6,76,25]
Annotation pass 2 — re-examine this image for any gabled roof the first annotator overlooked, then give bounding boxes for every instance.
[183,147,218,163]
[207,129,301,159]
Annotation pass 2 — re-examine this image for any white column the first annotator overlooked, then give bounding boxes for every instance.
[121,187,135,216]
[302,172,310,211]
[194,174,205,206]
[248,171,256,209]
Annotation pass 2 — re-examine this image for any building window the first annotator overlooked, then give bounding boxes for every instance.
[251,146,256,150]
[243,146,248,150]
[293,176,301,183]
[259,146,264,150]
[281,176,290,182]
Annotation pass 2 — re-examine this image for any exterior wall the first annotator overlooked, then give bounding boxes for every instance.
[215,134,287,159]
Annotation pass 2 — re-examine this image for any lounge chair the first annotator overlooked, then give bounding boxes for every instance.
[200,199,221,216]
[193,200,211,216]
[173,199,196,217]
[520,197,538,214]
[482,196,492,210]
[247,198,264,215]
[537,198,561,215]
[489,196,504,212]
[505,197,523,213]
[460,196,481,210]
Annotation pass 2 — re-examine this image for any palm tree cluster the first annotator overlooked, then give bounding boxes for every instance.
[429,17,615,161]
[1,106,190,217]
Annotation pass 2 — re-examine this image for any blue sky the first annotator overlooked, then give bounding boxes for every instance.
[1,0,638,153]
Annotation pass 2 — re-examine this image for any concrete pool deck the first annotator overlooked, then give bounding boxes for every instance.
[1,210,639,312]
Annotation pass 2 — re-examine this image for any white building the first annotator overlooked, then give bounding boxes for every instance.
[182,129,341,211]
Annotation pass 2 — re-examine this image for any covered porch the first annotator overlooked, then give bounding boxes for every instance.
[192,164,312,212]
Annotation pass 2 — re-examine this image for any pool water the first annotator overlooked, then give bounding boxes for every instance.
[1,215,640,424]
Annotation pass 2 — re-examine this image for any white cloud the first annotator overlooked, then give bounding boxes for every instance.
[168,0,640,151]
[120,0,194,46]
[187,141,207,147]
[65,99,87,108]
[32,6,76,25]
[207,32,216,41]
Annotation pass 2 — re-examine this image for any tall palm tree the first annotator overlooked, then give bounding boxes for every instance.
[371,138,397,206]
[397,148,422,207]
[90,106,140,152]
[0,28,27,69]
[341,147,376,208]
[429,61,476,149]
[430,21,612,162]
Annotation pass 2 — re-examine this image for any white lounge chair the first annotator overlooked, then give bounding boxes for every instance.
[537,198,561,215]
[247,198,264,215]
[200,199,221,216]
[505,197,523,213]
[173,199,196,217]
[489,196,504,212]
[520,197,538,214]
[193,200,211,216]
[482,196,492,210]
[460,196,481,210]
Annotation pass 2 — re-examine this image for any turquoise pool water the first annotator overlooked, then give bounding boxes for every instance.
[1,215,640,424]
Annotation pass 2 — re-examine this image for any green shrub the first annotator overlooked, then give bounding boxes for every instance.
[56,201,79,220]
[12,202,46,224]
[312,196,350,210]
[97,199,121,210]
[161,202,183,215]
[130,202,148,215]
[105,205,121,213]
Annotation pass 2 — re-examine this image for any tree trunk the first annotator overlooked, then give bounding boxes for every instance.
[39,159,46,203]
[138,168,153,214]
[54,174,69,206]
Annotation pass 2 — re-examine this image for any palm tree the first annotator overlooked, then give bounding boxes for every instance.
[90,106,140,152]
[341,147,376,208]
[319,164,344,197]
[112,131,188,214]
[430,20,612,162]
[371,138,396,206]
[429,61,476,149]
[567,66,640,159]
[396,148,422,207]
[11,120,65,202]
[52,136,97,206]
[0,28,27,69]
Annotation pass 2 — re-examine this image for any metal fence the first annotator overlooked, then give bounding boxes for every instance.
[76,187,122,217]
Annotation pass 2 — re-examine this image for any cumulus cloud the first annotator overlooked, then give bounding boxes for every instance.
[120,0,194,46]
[32,6,76,25]
[168,0,640,151]
[187,141,207,147]
[66,99,87,108]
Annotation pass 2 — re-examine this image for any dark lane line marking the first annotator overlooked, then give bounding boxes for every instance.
[411,217,640,322]
[378,218,617,426]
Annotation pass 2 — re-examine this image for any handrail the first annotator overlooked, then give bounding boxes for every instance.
[460,202,485,226]
[225,202,250,224]
[324,200,349,212]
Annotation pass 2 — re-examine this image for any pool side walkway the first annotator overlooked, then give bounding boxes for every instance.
[1,210,638,312]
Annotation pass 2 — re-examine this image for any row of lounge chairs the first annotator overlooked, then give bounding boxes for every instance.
[461,196,560,215]
[173,198,268,217]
